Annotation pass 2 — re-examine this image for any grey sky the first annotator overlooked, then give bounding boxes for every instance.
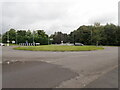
[0,0,119,35]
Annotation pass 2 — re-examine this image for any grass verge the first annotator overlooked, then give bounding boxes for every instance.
[13,45,104,51]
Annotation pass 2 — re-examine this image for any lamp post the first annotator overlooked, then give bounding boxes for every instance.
[33,30,35,46]
[7,30,9,46]
[16,30,17,44]
[73,32,75,45]
[96,41,98,46]
[7,25,11,46]
[91,27,93,45]
[48,35,49,45]
[50,38,53,44]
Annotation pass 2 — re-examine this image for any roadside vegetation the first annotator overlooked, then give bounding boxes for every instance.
[14,45,104,51]
[1,23,120,46]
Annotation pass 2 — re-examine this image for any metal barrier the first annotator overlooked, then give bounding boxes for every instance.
[19,43,40,46]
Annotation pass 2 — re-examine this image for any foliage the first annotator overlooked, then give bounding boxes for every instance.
[50,32,68,44]
[2,29,48,45]
[2,23,120,46]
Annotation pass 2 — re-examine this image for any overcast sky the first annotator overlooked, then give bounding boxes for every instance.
[0,0,119,35]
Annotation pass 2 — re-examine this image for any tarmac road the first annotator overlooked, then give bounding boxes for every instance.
[85,67,118,88]
[3,61,77,88]
[2,46,118,88]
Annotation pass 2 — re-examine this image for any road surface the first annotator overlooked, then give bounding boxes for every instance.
[85,67,118,88]
[2,46,118,88]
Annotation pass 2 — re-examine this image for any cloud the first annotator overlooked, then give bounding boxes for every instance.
[1,0,119,35]
[88,12,118,25]
[2,2,68,24]
[2,2,70,33]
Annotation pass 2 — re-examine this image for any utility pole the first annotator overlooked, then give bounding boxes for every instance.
[73,32,75,45]
[91,29,92,45]
[7,30,9,46]
[48,35,49,45]
[16,30,17,44]
[33,30,35,46]
[96,41,98,46]
[7,25,10,46]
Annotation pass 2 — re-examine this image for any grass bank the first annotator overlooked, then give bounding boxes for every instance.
[14,45,104,51]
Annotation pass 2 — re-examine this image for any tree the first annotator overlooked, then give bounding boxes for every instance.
[26,30,33,43]
[94,22,100,27]
[69,25,91,45]
[2,28,16,43]
[1,23,120,46]
[34,30,48,45]
[116,26,120,45]
[51,32,68,44]
[17,30,27,43]
[0,34,2,43]
[102,24,117,45]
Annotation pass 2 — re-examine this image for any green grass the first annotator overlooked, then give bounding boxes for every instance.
[13,45,104,51]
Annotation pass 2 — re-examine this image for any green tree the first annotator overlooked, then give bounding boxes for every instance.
[2,28,16,43]
[102,24,117,45]
[51,32,68,44]
[34,30,48,45]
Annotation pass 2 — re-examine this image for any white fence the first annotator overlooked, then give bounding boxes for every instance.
[19,43,40,46]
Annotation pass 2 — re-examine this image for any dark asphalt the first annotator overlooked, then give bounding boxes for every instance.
[2,61,77,88]
[2,46,118,88]
[85,67,118,88]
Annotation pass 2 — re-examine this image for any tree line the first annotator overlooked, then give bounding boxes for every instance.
[1,23,120,46]
[2,29,49,45]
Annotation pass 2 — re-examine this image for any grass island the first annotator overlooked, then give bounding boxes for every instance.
[14,45,104,51]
